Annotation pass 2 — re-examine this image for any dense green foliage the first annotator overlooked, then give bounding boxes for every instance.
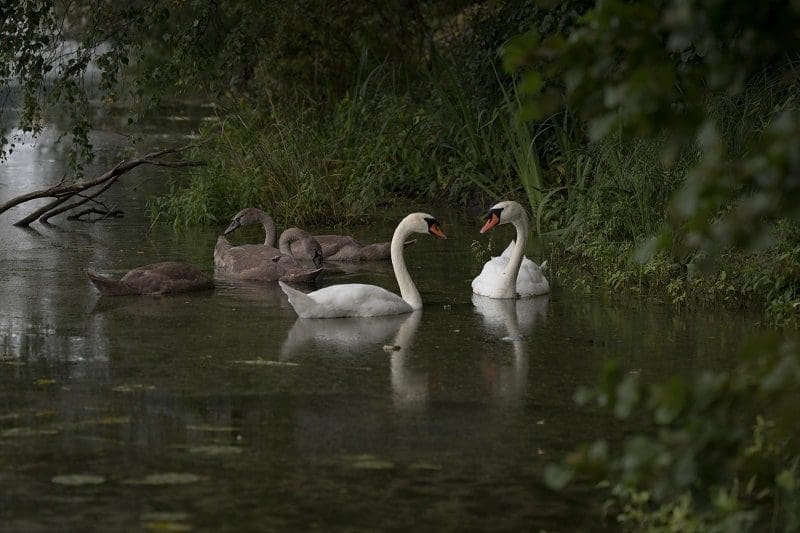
[500,0,800,326]
[546,335,800,531]
[505,0,800,530]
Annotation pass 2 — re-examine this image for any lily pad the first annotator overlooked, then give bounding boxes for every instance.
[233,359,299,367]
[78,417,131,426]
[123,473,203,485]
[52,474,106,486]
[141,521,192,532]
[113,384,156,393]
[346,454,395,470]
[188,445,242,456]
[185,425,240,433]
[2,427,59,438]
[141,512,192,531]
[409,462,442,471]
[140,512,190,522]
[56,417,131,431]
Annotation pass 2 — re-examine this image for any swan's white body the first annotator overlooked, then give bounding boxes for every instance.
[280,213,446,318]
[471,201,550,299]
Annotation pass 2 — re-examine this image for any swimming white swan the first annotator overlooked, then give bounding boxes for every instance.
[279,213,447,317]
[471,200,550,299]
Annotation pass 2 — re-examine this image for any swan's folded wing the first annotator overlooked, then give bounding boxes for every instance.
[280,282,412,318]
[471,256,509,296]
[87,272,139,296]
[517,260,551,297]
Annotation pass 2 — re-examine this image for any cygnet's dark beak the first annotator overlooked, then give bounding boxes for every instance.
[223,219,241,235]
[312,248,323,268]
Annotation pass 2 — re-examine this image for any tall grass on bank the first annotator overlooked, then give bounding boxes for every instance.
[151,63,544,228]
[537,66,800,327]
[151,68,422,227]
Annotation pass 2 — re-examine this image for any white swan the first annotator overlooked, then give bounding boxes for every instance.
[471,200,550,299]
[279,213,447,318]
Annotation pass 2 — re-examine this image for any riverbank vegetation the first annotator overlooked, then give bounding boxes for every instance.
[4,1,800,529]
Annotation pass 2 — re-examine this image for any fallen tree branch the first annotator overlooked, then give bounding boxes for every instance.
[39,174,121,224]
[67,207,124,222]
[0,143,204,226]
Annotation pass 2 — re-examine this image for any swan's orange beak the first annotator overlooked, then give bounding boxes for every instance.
[429,223,447,239]
[480,212,500,234]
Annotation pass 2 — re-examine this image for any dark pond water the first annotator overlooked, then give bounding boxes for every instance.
[0,111,756,531]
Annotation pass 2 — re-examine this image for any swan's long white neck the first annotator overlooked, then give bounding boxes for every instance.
[501,214,529,298]
[391,218,422,310]
[258,212,277,246]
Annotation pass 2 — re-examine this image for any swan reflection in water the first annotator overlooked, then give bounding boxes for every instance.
[387,311,425,410]
[279,313,413,360]
[471,293,549,403]
[279,311,426,410]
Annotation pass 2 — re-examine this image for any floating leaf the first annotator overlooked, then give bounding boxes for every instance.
[233,359,299,367]
[34,378,56,386]
[409,462,442,471]
[188,445,242,455]
[346,454,395,470]
[74,417,131,427]
[123,473,203,485]
[185,425,240,433]
[142,521,192,532]
[113,384,156,393]
[2,427,59,437]
[141,513,190,522]
[52,474,106,486]
[141,512,192,532]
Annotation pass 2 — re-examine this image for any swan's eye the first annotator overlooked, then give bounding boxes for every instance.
[485,207,503,221]
[425,218,447,239]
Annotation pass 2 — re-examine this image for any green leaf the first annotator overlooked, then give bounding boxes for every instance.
[544,463,574,490]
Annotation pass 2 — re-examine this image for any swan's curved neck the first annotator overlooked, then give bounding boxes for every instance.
[278,228,305,255]
[502,215,529,298]
[391,219,422,309]
[258,212,277,246]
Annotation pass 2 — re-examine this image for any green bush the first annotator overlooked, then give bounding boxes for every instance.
[545,334,800,532]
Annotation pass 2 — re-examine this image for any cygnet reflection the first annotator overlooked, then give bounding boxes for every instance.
[212,277,288,302]
[471,294,549,403]
[280,313,411,360]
